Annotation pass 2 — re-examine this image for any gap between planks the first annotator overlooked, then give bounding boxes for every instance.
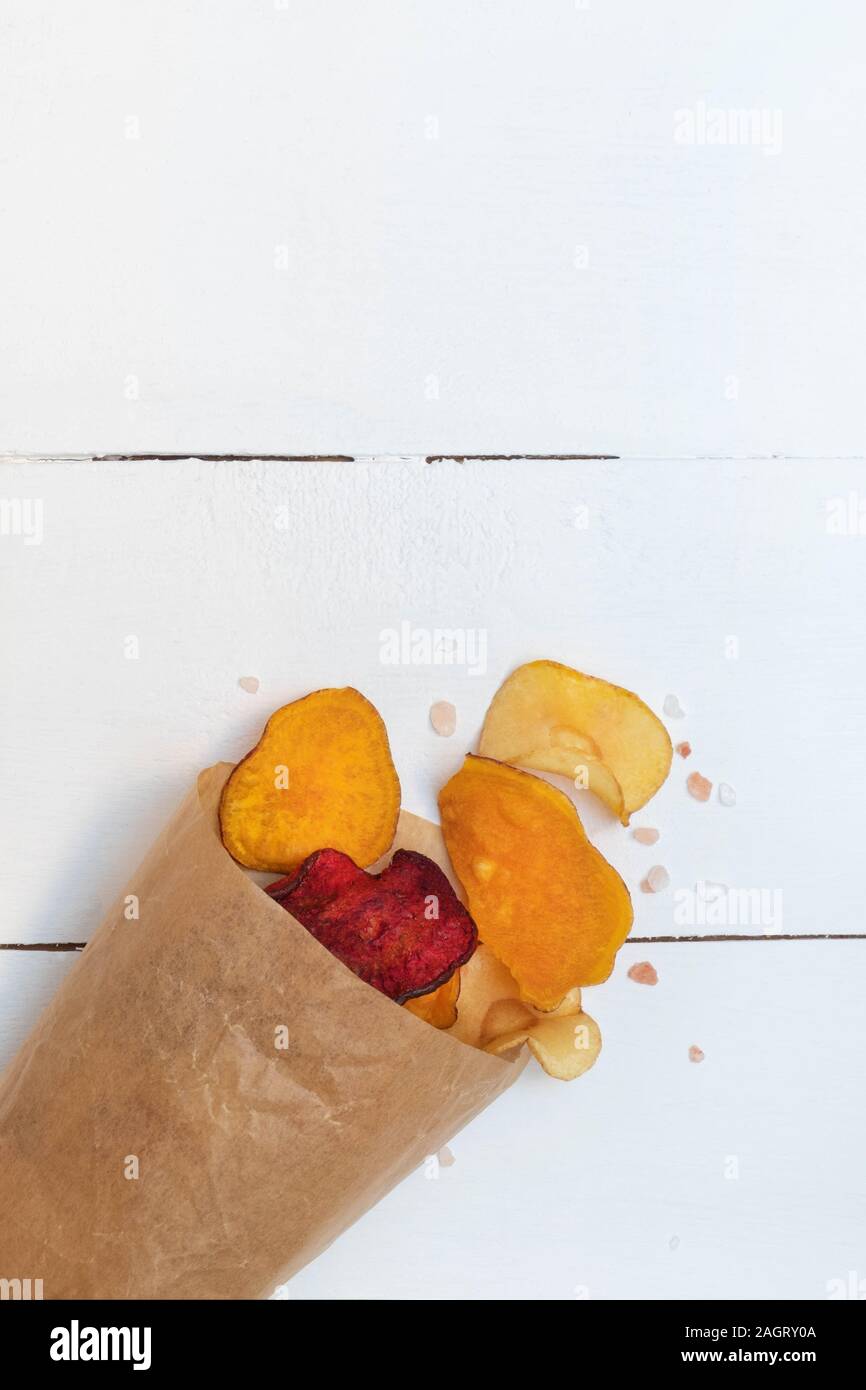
[97,453,620,464]
[6,452,622,464]
[95,453,355,463]
[6,453,863,464]
[1,933,864,953]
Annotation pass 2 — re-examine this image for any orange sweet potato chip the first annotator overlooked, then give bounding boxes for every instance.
[404,971,461,1029]
[219,687,400,873]
[439,755,633,1009]
[479,659,672,825]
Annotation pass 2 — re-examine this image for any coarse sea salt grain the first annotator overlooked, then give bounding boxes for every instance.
[429,700,457,737]
[633,827,660,845]
[238,676,260,694]
[718,782,736,806]
[645,865,670,893]
[663,693,685,718]
[687,771,712,802]
[627,961,659,986]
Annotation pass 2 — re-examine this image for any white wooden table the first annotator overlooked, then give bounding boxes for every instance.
[2,2,865,1301]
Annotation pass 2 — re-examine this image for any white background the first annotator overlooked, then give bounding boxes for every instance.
[1,1,865,1301]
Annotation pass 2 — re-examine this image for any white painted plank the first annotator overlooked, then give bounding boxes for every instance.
[284,939,866,1300]
[1,940,863,1299]
[2,456,864,943]
[1,2,865,456]
[0,950,79,1065]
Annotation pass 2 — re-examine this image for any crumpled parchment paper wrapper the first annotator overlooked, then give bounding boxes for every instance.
[0,764,524,1299]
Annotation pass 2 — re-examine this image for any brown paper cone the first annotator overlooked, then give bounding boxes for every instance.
[0,765,524,1299]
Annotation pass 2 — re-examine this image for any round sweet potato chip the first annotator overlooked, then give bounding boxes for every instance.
[219,687,400,873]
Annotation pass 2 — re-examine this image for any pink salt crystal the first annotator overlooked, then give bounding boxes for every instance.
[238,676,260,694]
[429,700,457,737]
[628,961,659,986]
[688,1045,705,1064]
[675,741,692,758]
[687,771,712,802]
[646,864,670,893]
[437,1145,456,1167]
[633,827,660,845]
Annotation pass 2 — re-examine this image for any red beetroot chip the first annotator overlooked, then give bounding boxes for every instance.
[266,848,478,1003]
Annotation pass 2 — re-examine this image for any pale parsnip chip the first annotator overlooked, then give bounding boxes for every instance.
[445,945,585,1048]
[484,1010,602,1081]
[479,660,672,825]
[446,944,524,1048]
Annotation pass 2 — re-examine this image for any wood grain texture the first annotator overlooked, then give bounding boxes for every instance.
[1,1,865,456]
[2,455,864,945]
